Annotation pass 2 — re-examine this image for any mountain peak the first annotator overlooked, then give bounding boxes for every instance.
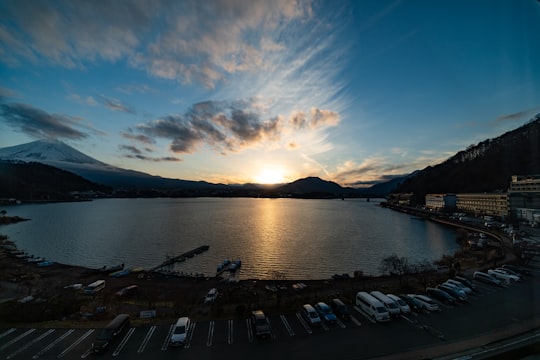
[0,139,105,165]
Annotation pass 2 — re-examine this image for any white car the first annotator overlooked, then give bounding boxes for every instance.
[488,269,518,284]
[170,317,190,347]
[387,294,410,314]
[410,294,439,312]
[204,288,219,304]
[473,271,503,286]
[496,267,522,281]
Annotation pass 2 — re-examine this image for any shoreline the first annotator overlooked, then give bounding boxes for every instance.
[0,205,526,327]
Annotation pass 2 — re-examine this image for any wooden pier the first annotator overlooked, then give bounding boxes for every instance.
[149,245,209,272]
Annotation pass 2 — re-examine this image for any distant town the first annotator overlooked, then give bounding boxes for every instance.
[387,174,540,227]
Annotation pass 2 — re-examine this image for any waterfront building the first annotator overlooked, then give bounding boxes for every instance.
[455,193,508,218]
[509,175,540,223]
[387,193,415,206]
[425,194,456,211]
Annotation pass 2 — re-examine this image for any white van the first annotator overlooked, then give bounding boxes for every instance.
[370,291,401,317]
[84,280,106,295]
[355,292,390,322]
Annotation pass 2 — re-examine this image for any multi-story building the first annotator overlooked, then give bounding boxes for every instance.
[455,193,509,218]
[509,175,540,223]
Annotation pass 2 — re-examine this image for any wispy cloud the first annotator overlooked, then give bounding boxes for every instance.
[0,102,89,140]
[98,95,135,114]
[0,86,19,102]
[495,107,540,125]
[68,93,98,106]
[0,1,312,89]
[116,83,158,95]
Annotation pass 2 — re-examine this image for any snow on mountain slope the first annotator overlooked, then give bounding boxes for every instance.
[0,139,106,165]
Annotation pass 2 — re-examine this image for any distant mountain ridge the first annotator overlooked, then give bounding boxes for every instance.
[0,139,363,197]
[0,160,111,200]
[0,139,227,191]
[394,114,540,202]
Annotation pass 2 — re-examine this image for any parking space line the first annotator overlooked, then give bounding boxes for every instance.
[57,328,94,358]
[0,328,36,352]
[353,306,376,324]
[400,314,415,324]
[246,318,253,343]
[267,318,276,340]
[185,322,196,349]
[280,315,295,336]
[112,327,135,357]
[0,328,16,340]
[350,315,362,327]
[161,324,174,351]
[336,318,346,329]
[227,320,234,345]
[206,321,215,347]
[33,329,74,359]
[295,312,312,334]
[321,322,329,331]
[7,329,55,359]
[137,326,156,353]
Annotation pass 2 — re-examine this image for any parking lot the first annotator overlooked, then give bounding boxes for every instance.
[1,268,539,360]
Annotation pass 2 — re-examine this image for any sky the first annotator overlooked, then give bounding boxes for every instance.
[1,0,539,187]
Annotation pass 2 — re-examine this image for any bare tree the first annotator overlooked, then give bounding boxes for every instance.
[379,254,410,287]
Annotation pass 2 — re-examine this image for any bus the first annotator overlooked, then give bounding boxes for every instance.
[84,279,106,295]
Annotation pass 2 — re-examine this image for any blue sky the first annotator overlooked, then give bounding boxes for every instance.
[1,0,539,187]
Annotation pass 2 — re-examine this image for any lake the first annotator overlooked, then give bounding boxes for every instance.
[0,198,460,280]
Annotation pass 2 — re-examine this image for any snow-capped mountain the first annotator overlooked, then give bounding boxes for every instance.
[0,139,220,190]
[0,139,106,165]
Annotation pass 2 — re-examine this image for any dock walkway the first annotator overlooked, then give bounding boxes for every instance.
[149,245,209,272]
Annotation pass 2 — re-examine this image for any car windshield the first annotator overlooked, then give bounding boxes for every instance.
[309,312,318,318]
[377,306,387,313]
[255,318,267,326]
[174,326,186,334]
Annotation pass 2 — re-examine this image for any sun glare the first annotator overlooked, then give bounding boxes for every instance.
[256,168,285,184]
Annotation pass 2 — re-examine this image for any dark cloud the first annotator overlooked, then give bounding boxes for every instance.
[132,99,282,154]
[347,174,406,188]
[0,102,88,140]
[119,144,142,155]
[289,108,340,129]
[119,143,182,162]
[121,131,155,144]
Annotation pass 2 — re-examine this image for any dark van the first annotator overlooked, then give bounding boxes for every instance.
[92,314,130,353]
[330,298,351,321]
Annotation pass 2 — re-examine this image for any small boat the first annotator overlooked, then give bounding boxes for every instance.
[26,257,45,263]
[101,264,124,274]
[229,260,242,272]
[217,260,231,272]
[37,261,54,267]
[110,268,131,277]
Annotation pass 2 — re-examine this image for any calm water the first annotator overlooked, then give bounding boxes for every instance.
[1,198,460,279]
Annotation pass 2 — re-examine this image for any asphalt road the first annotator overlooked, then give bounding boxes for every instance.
[1,270,539,360]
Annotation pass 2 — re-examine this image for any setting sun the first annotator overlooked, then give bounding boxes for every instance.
[255,168,285,184]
